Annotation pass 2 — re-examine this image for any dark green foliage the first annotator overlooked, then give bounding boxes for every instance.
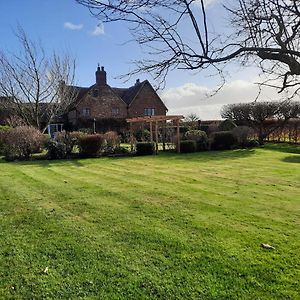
[0,125,10,155]
[211,131,237,150]
[46,140,68,159]
[136,142,155,155]
[78,134,104,157]
[180,140,196,153]
[218,119,237,131]
[179,126,189,135]
[135,129,151,142]
[199,124,209,133]
[184,130,209,151]
[246,140,260,148]
[109,146,130,155]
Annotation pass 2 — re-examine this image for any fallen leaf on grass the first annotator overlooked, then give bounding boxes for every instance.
[261,243,275,250]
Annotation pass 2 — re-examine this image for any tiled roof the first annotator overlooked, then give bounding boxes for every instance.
[114,80,146,105]
[67,80,147,108]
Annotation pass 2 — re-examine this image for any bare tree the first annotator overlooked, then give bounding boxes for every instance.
[221,101,300,144]
[185,113,200,129]
[0,28,77,132]
[76,0,300,93]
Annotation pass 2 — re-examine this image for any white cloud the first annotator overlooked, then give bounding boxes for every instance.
[161,79,285,120]
[91,23,105,36]
[64,22,83,30]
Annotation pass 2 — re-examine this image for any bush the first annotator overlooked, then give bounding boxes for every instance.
[108,146,130,155]
[56,131,83,155]
[2,126,44,160]
[232,126,253,147]
[180,140,197,153]
[78,134,104,157]
[211,131,237,150]
[136,142,155,155]
[199,124,209,133]
[184,130,209,151]
[46,140,67,159]
[103,131,121,153]
[0,125,11,155]
[245,140,260,148]
[135,129,151,142]
[218,119,237,131]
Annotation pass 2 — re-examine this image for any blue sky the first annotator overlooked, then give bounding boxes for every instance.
[0,0,281,119]
[0,0,235,87]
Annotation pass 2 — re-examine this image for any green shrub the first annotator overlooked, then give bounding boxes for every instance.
[218,119,237,131]
[246,140,260,148]
[110,146,130,155]
[184,130,209,151]
[199,125,209,133]
[136,142,155,155]
[2,126,44,160]
[46,140,67,159]
[211,131,237,150]
[135,129,151,142]
[56,131,83,155]
[78,134,104,157]
[180,140,197,153]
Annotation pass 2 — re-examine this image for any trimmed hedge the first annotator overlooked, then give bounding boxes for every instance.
[211,131,237,150]
[78,134,104,157]
[136,142,155,156]
[180,140,197,153]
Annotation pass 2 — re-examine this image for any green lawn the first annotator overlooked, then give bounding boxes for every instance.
[0,144,299,299]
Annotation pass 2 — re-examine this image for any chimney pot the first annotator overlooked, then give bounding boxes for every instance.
[95,65,107,85]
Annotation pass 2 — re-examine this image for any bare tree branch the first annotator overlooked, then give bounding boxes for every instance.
[0,28,77,132]
[76,0,300,93]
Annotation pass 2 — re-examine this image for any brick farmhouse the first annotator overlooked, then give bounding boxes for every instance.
[65,66,168,131]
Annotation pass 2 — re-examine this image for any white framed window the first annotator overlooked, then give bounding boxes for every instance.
[82,108,91,117]
[112,107,120,116]
[144,108,155,116]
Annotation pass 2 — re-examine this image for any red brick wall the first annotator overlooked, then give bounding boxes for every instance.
[76,85,127,119]
[128,82,167,118]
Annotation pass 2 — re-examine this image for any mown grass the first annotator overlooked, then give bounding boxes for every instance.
[0,144,299,299]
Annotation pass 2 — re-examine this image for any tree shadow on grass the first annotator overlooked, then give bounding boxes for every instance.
[160,148,257,162]
[0,157,85,167]
[281,155,300,164]
[262,143,300,154]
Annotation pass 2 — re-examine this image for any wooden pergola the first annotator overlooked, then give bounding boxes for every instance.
[126,115,184,153]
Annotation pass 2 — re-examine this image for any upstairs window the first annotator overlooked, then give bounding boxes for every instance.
[92,89,99,97]
[82,108,91,117]
[112,108,120,116]
[144,108,155,116]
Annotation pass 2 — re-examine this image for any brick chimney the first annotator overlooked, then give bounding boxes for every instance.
[95,65,107,85]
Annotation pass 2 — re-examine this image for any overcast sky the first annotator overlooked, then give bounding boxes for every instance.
[0,0,287,119]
